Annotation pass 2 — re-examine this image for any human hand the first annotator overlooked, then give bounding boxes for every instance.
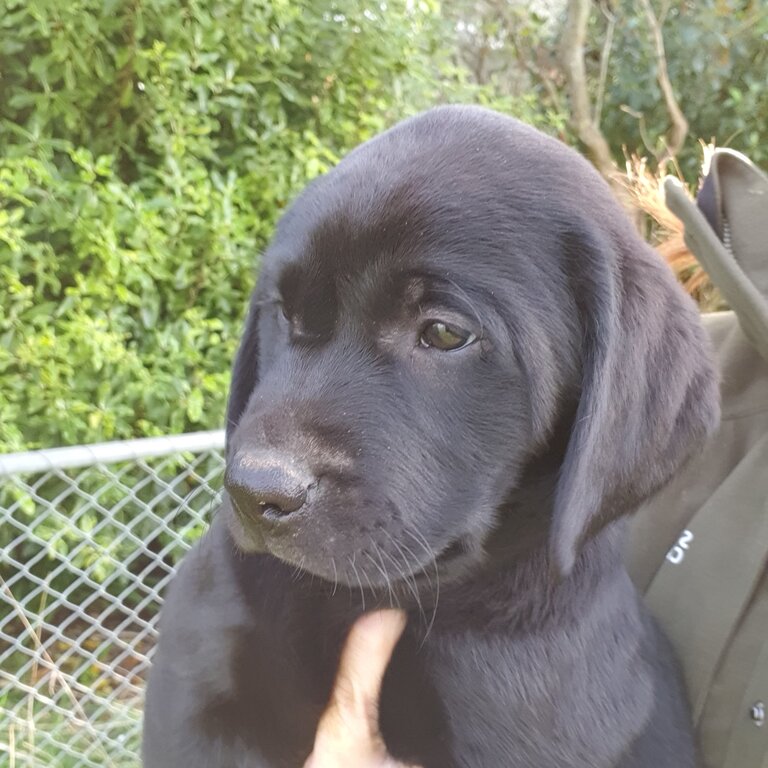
[304,610,421,768]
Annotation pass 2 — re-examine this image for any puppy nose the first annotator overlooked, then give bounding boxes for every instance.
[225,450,312,519]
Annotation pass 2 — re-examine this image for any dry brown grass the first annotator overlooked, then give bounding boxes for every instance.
[618,149,726,312]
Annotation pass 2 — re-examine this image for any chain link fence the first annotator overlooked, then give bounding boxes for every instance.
[0,431,226,768]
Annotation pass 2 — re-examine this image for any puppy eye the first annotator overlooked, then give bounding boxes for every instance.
[419,321,477,351]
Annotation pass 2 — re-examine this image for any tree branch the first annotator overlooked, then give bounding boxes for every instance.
[558,0,616,179]
[638,0,688,166]
[594,2,616,126]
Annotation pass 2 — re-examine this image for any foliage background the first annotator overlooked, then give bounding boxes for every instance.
[1,7,764,761]
[1,0,766,453]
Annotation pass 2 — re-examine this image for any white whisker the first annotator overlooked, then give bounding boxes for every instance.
[330,556,339,597]
[405,527,440,642]
[349,554,366,611]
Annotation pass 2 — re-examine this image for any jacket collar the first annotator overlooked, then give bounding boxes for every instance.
[664,150,768,362]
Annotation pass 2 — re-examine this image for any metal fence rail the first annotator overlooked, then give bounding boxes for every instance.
[0,431,226,768]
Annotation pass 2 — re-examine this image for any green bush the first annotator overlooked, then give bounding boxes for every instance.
[1,0,558,452]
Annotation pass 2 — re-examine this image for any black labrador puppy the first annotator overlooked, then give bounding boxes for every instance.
[143,106,719,768]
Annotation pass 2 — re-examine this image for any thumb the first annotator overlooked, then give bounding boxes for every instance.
[309,609,407,761]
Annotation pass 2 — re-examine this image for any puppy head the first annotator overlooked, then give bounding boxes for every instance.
[224,106,719,589]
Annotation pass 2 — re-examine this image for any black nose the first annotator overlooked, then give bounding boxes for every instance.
[225,450,312,520]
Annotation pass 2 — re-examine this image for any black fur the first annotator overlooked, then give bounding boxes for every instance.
[143,106,719,768]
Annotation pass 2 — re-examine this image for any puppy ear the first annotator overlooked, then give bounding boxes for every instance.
[225,298,260,449]
[550,229,720,576]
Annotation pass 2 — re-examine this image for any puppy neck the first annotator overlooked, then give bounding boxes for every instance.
[431,520,630,637]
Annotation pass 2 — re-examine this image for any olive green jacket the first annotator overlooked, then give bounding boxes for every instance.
[628,150,768,768]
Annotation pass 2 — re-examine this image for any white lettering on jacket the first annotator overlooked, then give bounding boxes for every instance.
[666,529,694,564]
